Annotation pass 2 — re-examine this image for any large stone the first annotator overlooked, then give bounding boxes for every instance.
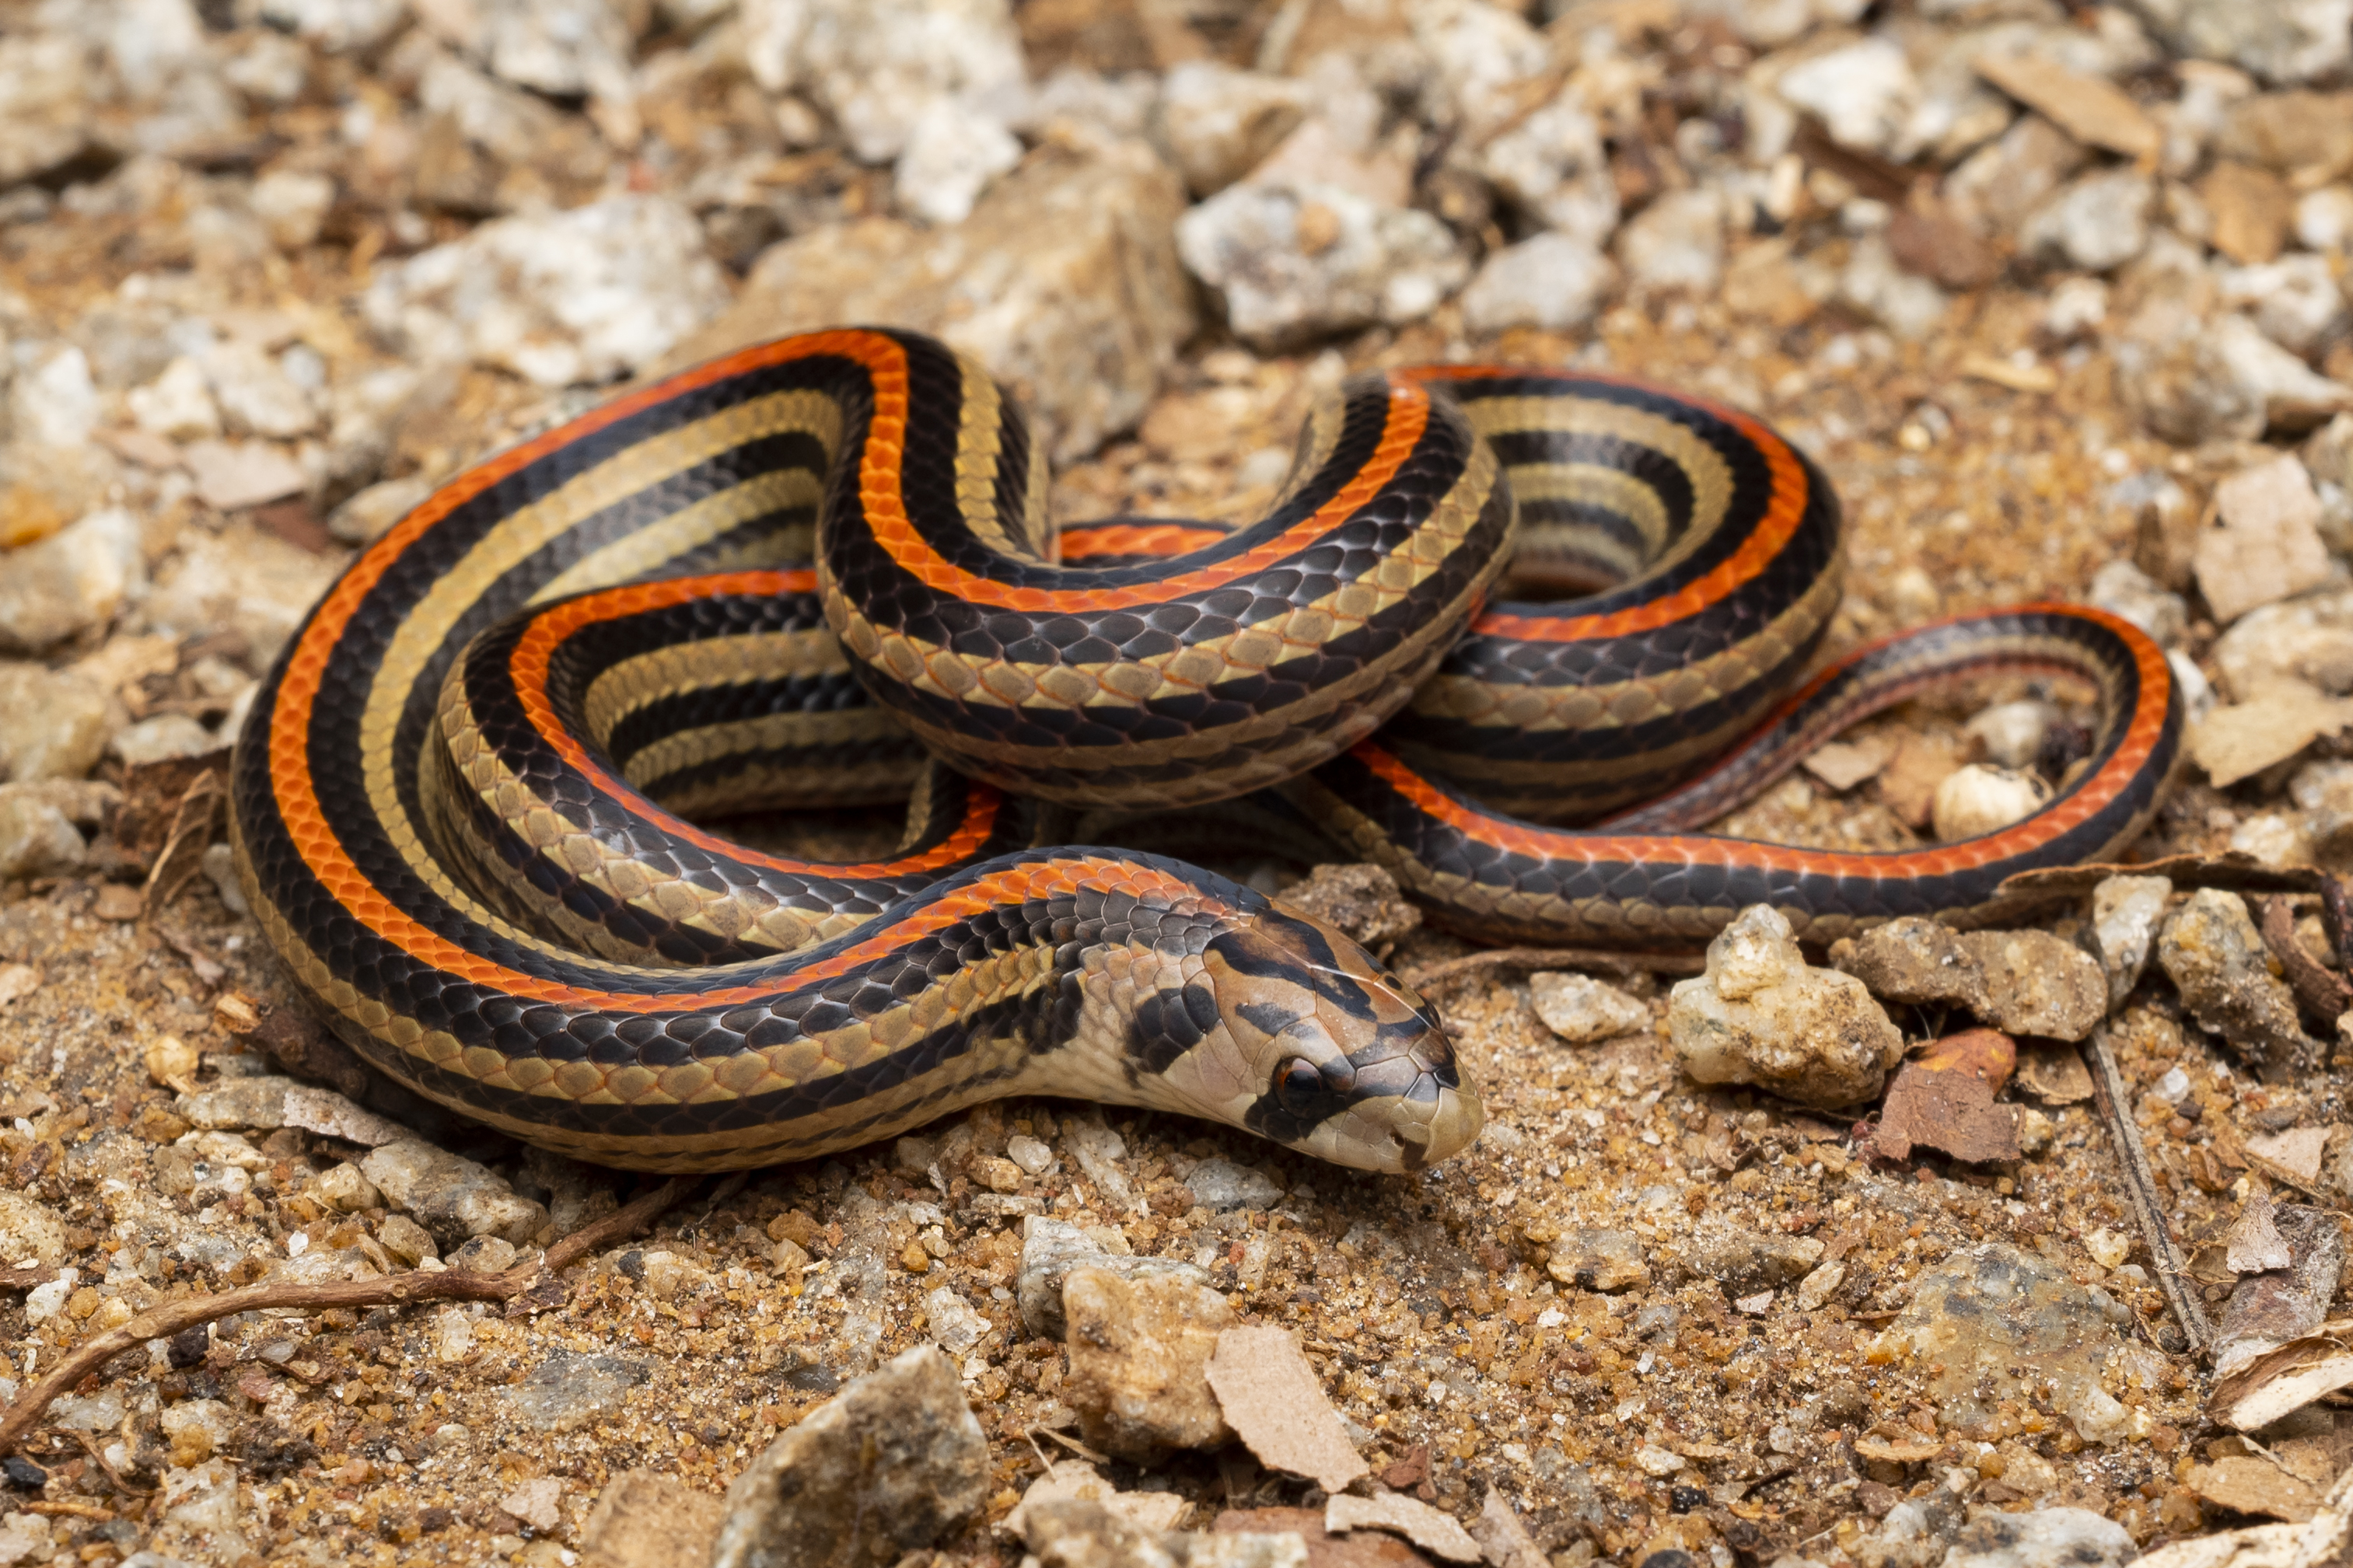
[1018,1215,1211,1340]
[667,141,1191,464]
[358,1140,550,1247]
[2122,0,2351,86]
[1156,62,1309,198]
[739,0,1026,166]
[2159,889,2314,1074]
[139,524,341,669]
[1942,1508,2134,1568]
[2197,456,2333,625]
[1460,234,1617,335]
[1668,905,1905,1107]
[362,194,731,389]
[0,508,145,655]
[504,1352,652,1432]
[1882,1244,2139,1445]
[1178,177,1467,351]
[0,665,116,782]
[710,1345,988,1568]
[1063,1267,1236,1465]
[1474,87,1617,239]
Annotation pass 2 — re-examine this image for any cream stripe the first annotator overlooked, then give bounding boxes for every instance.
[537,465,825,604]
[583,627,854,747]
[358,390,849,937]
[1463,395,1734,577]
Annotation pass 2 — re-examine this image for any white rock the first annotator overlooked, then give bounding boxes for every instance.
[925,1284,990,1353]
[1005,1134,1054,1175]
[464,0,635,112]
[1460,233,1617,334]
[1476,89,1617,240]
[257,0,408,53]
[2090,874,2173,1008]
[1407,0,1551,137]
[362,194,731,388]
[0,665,117,782]
[0,1191,67,1266]
[2123,0,2352,86]
[893,96,1022,226]
[128,355,219,441]
[204,340,318,440]
[2020,169,2152,272]
[740,0,1028,166]
[142,525,340,667]
[1840,232,1947,340]
[1776,39,1917,155]
[1686,0,1868,47]
[1942,1506,2133,1568]
[1176,179,1468,351]
[2088,558,2187,648]
[1964,700,2055,770]
[182,440,303,513]
[1668,906,1905,1109]
[249,168,334,250]
[2198,455,2332,625]
[110,713,215,766]
[23,1268,75,1322]
[2211,587,2353,699]
[2297,184,2353,253]
[1617,187,1725,294]
[2218,254,2350,357]
[2044,276,2110,340]
[1933,763,2052,841]
[1156,62,1309,199]
[0,508,145,653]
[9,344,100,451]
[1527,971,1648,1044]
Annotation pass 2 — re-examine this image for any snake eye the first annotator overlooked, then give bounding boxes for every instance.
[1274,1056,1326,1116]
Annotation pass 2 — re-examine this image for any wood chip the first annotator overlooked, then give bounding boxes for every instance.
[1959,353,2058,394]
[2209,1322,2353,1431]
[2228,1188,2296,1275]
[1973,53,2159,159]
[2246,1127,2332,1188]
[1852,1434,1944,1463]
[1326,1495,1481,1564]
[2189,1456,2323,1523]
[1206,1329,1369,1496]
[1865,1032,2023,1165]
[2014,1042,2093,1105]
[1997,854,2325,902]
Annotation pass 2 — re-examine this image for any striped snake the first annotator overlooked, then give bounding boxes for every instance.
[230,329,2181,1173]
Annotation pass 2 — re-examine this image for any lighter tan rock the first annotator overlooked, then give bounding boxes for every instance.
[1062,1267,1236,1465]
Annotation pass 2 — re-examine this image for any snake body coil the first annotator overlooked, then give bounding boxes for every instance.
[231,329,2180,1173]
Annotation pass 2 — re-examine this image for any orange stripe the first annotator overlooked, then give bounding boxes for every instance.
[1362,605,2171,880]
[1407,366,1813,647]
[503,569,998,880]
[1058,523,1232,561]
[845,382,1432,613]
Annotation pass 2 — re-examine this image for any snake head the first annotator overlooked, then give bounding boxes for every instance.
[1182,906,1482,1174]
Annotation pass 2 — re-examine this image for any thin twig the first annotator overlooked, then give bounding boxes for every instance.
[0,1176,694,1456]
[2258,896,2353,1029]
[1399,945,1703,987]
[2084,1024,2211,1357]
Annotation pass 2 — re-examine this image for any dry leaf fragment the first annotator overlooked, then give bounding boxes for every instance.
[2209,1322,2353,1431]
[1205,1328,1369,1496]
[2190,1457,2323,1523]
[1326,1495,1481,1564]
[1469,1490,1545,1568]
[2014,1043,2093,1105]
[2246,1128,2332,1189]
[2229,1188,2296,1275]
[1865,1032,2023,1165]
[1853,1434,1944,1464]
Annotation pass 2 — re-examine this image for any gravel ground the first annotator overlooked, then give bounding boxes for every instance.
[4,0,2353,1565]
